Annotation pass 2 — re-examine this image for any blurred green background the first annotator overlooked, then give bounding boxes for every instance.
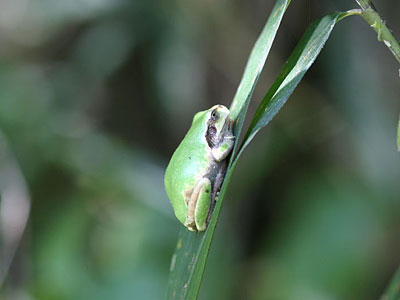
[0,0,399,299]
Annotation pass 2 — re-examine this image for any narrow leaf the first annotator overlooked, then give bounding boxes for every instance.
[230,0,291,121]
[238,12,348,158]
[381,267,400,300]
[166,1,291,299]
[397,115,400,152]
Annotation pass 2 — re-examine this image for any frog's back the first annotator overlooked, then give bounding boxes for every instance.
[164,111,210,224]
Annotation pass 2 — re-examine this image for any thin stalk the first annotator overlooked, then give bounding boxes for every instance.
[397,115,400,151]
[355,0,400,64]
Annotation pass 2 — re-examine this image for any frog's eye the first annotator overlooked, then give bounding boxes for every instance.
[210,110,218,121]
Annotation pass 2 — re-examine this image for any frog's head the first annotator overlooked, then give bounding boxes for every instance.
[205,105,233,148]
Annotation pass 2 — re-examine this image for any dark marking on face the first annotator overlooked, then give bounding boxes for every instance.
[208,126,216,136]
[188,156,191,160]
[206,109,224,148]
[205,189,209,193]
[206,126,217,148]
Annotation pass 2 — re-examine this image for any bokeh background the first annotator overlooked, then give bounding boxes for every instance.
[0,0,399,299]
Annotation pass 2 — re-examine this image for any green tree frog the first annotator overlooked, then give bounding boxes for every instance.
[164,105,235,231]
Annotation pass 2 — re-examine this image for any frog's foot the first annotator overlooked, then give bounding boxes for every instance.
[185,177,212,231]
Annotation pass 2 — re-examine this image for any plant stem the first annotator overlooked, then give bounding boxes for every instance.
[355,0,400,64]
[397,115,400,151]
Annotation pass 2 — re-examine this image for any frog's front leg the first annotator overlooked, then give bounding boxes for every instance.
[212,135,235,162]
[185,177,212,231]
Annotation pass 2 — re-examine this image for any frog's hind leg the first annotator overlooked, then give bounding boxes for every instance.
[185,177,212,231]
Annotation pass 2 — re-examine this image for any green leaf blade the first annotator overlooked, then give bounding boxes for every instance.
[397,115,400,151]
[239,12,347,156]
[381,267,400,300]
[229,0,291,152]
[166,1,291,299]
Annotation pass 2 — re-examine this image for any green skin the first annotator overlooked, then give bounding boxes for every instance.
[164,105,234,231]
